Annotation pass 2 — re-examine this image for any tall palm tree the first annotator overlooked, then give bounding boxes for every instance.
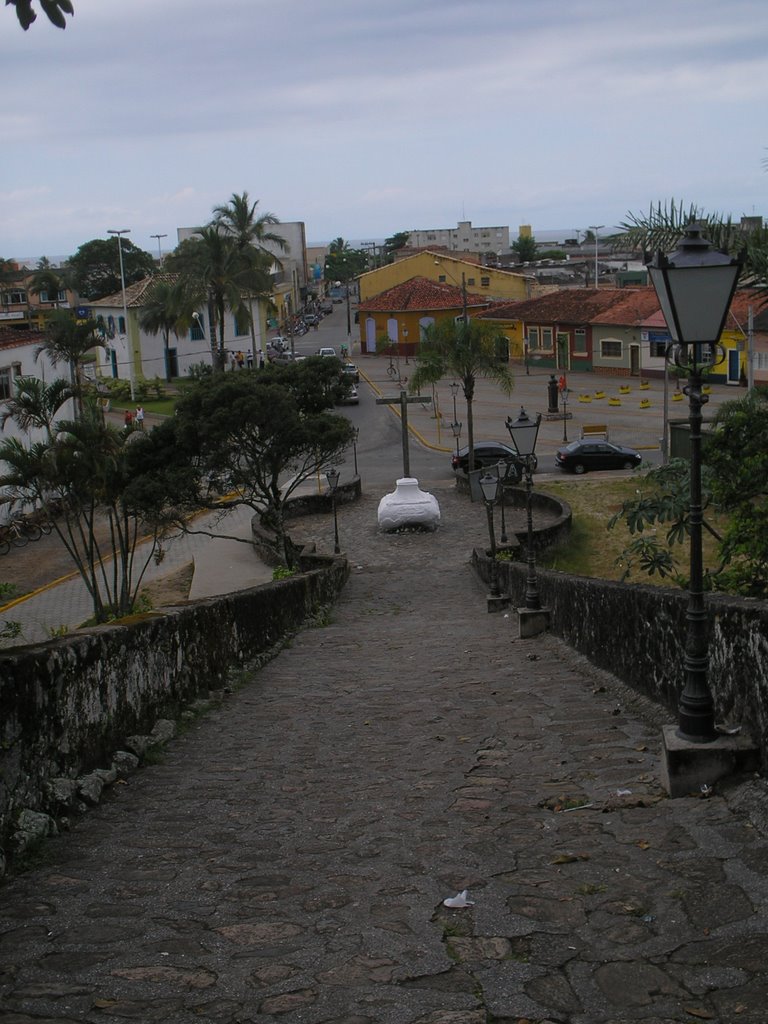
[409,317,515,473]
[0,376,73,440]
[211,191,283,359]
[28,257,65,309]
[139,277,191,382]
[167,225,268,372]
[36,309,103,415]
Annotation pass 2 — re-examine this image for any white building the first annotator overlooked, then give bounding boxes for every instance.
[406,220,511,256]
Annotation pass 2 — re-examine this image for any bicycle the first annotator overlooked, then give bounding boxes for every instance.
[0,514,43,553]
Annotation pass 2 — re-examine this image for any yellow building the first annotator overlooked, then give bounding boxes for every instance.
[358,250,530,305]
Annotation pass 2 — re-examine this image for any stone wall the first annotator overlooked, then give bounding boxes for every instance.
[475,554,768,765]
[0,558,348,864]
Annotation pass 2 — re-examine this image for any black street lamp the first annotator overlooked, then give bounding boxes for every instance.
[451,418,463,458]
[496,459,515,544]
[561,386,570,443]
[478,471,501,599]
[506,406,542,611]
[449,381,462,456]
[352,428,359,477]
[326,467,341,555]
[647,222,742,743]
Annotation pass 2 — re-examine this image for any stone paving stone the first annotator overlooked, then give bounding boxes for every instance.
[2,482,768,1022]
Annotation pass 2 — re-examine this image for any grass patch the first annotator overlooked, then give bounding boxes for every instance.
[140,397,176,417]
[540,473,723,587]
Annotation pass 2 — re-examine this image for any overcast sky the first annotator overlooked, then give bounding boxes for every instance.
[2,0,767,262]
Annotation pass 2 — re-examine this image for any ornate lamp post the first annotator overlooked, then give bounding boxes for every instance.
[496,459,515,544]
[352,427,359,477]
[506,407,542,611]
[449,381,462,456]
[326,467,341,555]
[478,471,501,600]
[107,228,135,401]
[561,386,570,443]
[647,222,742,742]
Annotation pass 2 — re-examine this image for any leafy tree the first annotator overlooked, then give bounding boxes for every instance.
[511,234,537,263]
[409,318,515,473]
[325,238,367,283]
[168,358,355,566]
[66,237,155,301]
[0,399,196,623]
[383,231,410,263]
[165,225,268,372]
[139,278,193,382]
[608,389,768,596]
[705,387,768,594]
[8,0,73,30]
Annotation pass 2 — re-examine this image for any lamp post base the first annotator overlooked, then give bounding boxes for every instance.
[487,593,510,613]
[660,724,759,798]
[517,605,550,638]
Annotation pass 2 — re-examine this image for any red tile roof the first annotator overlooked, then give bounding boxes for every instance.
[358,276,492,314]
[89,274,177,308]
[478,288,630,325]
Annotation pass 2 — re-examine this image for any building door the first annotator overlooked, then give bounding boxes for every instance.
[168,348,179,378]
[727,348,741,384]
[110,349,118,378]
[630,344,640,376]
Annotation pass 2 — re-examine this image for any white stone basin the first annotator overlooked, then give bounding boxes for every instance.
[377,477,441,532]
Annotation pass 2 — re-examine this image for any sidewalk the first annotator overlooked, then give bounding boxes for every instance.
[2,485,768,1022]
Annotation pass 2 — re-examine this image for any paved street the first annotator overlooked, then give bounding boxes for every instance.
[3,485,768,1022]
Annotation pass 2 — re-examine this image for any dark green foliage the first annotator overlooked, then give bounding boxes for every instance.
[170,364,355,566]
[65,238,155,301]
[9,0,73,30]
[609,390,768,596]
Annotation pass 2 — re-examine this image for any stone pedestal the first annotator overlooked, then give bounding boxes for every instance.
[377,478,440,532]
[517,606,551,639]
[660,724,760,798]
[487,593,510,614]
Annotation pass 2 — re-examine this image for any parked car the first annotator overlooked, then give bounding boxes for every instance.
[451,441,536,477]
[555,440,642,474]
[341,362,360,384]
[320,301,333,314]
[318,346,337,358]
[271,352,306,366]
[302,313,320,327]
[337,384,359,405]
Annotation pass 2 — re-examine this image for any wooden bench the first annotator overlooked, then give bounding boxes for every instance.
[580,423,609,440]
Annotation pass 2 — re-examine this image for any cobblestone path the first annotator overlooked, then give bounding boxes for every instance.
[2,486,768,1023]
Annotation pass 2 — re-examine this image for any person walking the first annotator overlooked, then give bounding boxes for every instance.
[135,405,145,430]
[123,409,133,431]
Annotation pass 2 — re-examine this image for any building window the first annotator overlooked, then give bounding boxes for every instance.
[235,315,249,337]
[481,276,490,287]
[527,327,540,351]
[0,367,11,400]
[649,340,667,358]
[601,339,622,358]
[541,327,553,351]
[191,321,205,341]
[437,275,447,283]
[118,315,126,334]
[3,290,27,304]
[467,278,475,286]
[574,328,587,353]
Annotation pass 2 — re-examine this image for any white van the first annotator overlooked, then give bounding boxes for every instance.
[318,347,337,358]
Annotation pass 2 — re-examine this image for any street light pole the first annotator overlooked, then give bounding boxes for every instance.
[478,471,501,599]
[561,387,570,443]
[506,407,542,611]
[647,222,742,742]
[326,467,341,555]
[107,228,135,401]
[589,224,604,288]
[150,233,167,263]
